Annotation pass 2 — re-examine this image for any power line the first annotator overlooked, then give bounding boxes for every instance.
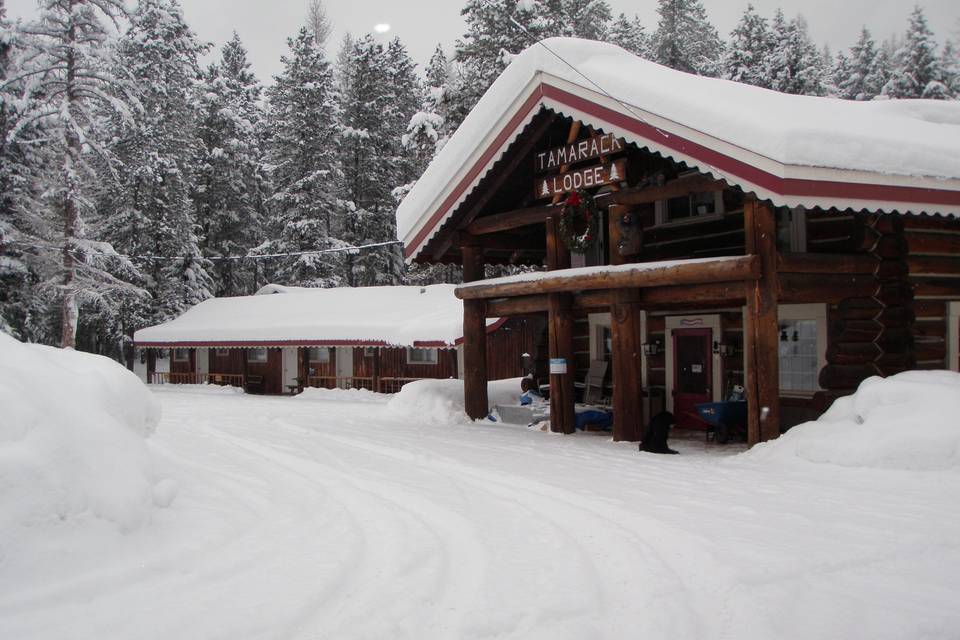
[4,239,404,262]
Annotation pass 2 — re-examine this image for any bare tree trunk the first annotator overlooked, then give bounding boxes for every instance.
[60,4,79,348]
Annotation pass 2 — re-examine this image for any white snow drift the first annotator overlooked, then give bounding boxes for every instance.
[0,332,168,534]
[744,370,960,471]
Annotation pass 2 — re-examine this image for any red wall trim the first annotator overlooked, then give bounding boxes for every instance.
[406,81,960,259]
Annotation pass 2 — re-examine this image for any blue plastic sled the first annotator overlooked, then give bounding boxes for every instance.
[695,401,747,444]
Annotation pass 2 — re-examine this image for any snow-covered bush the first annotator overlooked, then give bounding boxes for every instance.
[0,332,170,533]
[743,370,960,471]
[387,378,523,424]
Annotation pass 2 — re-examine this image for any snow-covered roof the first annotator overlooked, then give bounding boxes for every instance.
[398,38,960,261]
[134,284,498,348]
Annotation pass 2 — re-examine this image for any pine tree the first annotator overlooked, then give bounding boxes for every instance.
[534,0,612,41]
[837,28,881,100]
[6,0,143,348]
[883,6,945,99]
[767,11,826,96]
[867,38,895,99]
[607,13,647,57]
[306,0,331,48]
[337,34,416,287]
[942,38,960,99]
[99,0,213,332]
[448,0,542,130]
[195,33,267,296]
[650,0,723,77]
[262,27,346,288]
[722,4,773,88]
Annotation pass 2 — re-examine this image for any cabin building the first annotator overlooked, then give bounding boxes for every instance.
[133,284,541,395]
[396,38,960,444]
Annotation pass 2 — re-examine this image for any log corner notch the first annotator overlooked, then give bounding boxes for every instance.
[744,198,780,445]
[461,243,489,420]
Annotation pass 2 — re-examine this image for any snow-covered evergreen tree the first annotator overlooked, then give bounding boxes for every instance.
[650,0,723,77]
[883,7,945,99]
[722,4,773,88]
[447,0,542,130]
[337,34,416,287]
[607,13,647,57]
[99,0,213,337]
[836,28,881,100]
[767,11,826,96]
[534,0,612,41]
[306,0,331,48]
[195,33,267,296]
[262,27,347,287]
[867,38,895,99]
[6,0,143,348]
[942,38,960,99]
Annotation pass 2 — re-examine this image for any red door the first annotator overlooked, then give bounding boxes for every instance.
[672,328,712,429]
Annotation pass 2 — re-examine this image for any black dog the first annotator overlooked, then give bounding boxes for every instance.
[640,411,678,454]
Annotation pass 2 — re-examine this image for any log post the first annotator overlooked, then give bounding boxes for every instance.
[461,243,488,420]
[546,217,575,434]
[548,292,576,434]
[610,288,643,441]
[744,198,780,444]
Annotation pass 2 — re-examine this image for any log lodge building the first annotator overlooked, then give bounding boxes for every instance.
[396,38,960,445]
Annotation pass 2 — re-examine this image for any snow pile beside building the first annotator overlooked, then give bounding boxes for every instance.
[388,378,523,423]
[296,386,384,404]
[0,332,169,535]
[744,370,960,471]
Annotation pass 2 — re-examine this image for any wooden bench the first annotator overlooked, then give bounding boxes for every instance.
[244,374,264,394]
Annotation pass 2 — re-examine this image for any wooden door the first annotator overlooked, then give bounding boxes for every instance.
[672,328,712,429]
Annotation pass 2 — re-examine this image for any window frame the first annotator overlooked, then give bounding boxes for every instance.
[308,346,331,363]
[247,347,269,364]
[406,347,439,365]
[776,304,827,396]
[654,187,725,227]
[172,348,191,363]
[214,348,230,358]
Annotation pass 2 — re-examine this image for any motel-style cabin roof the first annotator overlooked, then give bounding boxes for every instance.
[133,284,503,349]
[397,38,960,264]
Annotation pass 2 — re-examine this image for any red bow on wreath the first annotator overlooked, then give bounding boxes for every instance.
[565,191,581,207]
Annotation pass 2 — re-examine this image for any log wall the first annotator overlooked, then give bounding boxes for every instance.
[903,215,960,370]
[209,348,245,377]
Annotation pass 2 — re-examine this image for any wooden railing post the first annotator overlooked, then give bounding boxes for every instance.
[744,198,780,444]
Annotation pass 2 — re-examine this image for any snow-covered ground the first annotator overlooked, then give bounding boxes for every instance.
[3,379,960,639]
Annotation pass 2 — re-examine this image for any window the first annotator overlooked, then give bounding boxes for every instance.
[776,207,807,253]
[655,189,724,225]
[248,348,268,363]
[778,319,819,392]
[308,347,331,363]
[588,313,613,362]
[215,348,230,357]
[173,348,190,362]
[407,348,438,364]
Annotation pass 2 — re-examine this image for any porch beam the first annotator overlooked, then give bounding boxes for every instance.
[744,198,780,445]
[457,255,760,300]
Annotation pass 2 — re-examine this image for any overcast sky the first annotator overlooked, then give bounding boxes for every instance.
[6,0,960,83]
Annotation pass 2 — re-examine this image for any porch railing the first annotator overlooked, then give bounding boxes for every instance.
[305,376,375,391]
[148,372,244,387]
[376,377,426,394]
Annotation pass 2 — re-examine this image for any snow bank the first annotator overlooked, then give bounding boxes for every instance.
[0,332,168,533]
[387,378,523,423]
[743,371,960,471]
[295,386,385,404]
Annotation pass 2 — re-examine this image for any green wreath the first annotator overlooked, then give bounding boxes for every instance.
[558,189,599,253]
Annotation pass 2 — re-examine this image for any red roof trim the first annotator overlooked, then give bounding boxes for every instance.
[406,81,960,259]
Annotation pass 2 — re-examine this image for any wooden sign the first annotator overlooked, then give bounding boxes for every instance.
[535,158,627,199]
[535,134,625,173]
